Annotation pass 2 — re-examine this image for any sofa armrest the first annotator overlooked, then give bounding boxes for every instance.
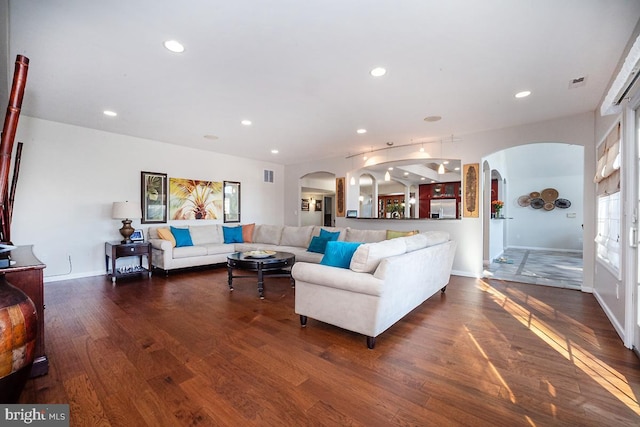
[292,262,383,296]
[149,238,173,251]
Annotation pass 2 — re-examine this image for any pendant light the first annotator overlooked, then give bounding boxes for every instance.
[437,139,445,174]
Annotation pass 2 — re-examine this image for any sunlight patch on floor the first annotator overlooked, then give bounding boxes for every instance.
[478,279,640,416]
[464,325,516,404]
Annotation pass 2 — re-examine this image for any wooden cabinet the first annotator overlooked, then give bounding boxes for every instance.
[419,181,461,218]
[4,245,47,377]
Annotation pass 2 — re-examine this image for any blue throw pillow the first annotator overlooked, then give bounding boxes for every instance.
[223,225,244,243]
[320,241,362,269]
[170,226,193,247]
[307,236,330,254]
[319,229,341,241]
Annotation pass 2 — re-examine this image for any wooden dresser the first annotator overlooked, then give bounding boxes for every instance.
[3,245,47,377]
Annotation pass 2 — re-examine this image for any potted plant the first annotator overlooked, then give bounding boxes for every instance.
[491,200,504,218]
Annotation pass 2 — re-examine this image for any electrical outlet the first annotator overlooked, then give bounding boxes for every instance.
[567,212,576,218]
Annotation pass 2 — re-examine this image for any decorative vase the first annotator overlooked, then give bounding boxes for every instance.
[0,274,37,403]
[495,209,501,218]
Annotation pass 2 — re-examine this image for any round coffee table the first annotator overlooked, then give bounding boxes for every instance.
[227,251,296,299]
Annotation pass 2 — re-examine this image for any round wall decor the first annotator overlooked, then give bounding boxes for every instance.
[517,195,531,207]
[530,198,544,209]
[555,198,571,209]
[541,188,559,202]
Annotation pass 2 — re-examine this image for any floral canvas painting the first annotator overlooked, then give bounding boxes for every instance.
[169,178,223,220]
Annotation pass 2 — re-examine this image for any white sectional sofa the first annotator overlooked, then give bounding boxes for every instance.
[146,223,390,274]
[292,232,456,349]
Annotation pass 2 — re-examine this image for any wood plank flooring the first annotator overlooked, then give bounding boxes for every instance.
[19,268,640,426]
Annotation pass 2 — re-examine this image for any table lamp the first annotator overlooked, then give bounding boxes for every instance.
[112,201,141,243]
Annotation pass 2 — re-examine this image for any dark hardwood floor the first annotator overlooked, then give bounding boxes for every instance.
[19,267,640,426]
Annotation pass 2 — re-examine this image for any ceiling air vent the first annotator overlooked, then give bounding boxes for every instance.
[264,170,274,183]
[568,76,587,89]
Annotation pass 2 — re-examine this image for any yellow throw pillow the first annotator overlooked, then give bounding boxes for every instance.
[386,230,418,240]
[157,227,176,247]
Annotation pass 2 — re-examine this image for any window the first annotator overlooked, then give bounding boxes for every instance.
[596,192,621,276]
[594,122,622,277]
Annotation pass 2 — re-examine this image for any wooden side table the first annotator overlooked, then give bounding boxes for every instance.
[105,241,152,283]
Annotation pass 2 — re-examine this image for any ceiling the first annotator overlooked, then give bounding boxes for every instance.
[7,1,640,165]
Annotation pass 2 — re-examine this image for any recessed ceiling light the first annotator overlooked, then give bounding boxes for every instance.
[356,128,367,134]
[423,116,442,122]
[370,67,386,77]
[103,110,117,117]
[271,149,279,154]
[421,177,426,180]
[403,172,409,176]
[241,119,252,126]
[163,40,185,53]
[203,134,219,140]
[515,90,531,98]
[388,167,394,170]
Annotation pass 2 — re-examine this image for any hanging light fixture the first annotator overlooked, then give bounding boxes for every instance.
[437,139,445,174]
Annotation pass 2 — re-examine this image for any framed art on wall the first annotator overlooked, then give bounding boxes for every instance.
[141,171,167,223]
[169,178,223,220]
[463,163,479,218]
[223,181,241,223]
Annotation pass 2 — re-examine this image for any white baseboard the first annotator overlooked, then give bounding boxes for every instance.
[506,245,583,253]
[593,289,628,348]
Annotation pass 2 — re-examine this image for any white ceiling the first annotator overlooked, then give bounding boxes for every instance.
[7,1,640,165]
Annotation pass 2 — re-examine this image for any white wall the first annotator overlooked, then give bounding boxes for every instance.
[11,116,284,281]
[284,112,595,282]
[508,173,584,250]
[300,192,323,226]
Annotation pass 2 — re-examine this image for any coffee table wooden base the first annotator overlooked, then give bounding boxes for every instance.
[227,252,295,299]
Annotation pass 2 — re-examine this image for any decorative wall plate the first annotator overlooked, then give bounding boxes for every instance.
[555,198,571,209]
[541,188,559,202]
[517,195,531,207]
[530,198,544,209]
[529,191,540,198]
[543,202,555,211]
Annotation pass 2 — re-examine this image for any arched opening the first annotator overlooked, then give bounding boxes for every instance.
[482,143,584,289]
[299,171,335,227]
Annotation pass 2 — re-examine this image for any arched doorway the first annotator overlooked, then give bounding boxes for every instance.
[482,143,584,289]
[300,171,335,227]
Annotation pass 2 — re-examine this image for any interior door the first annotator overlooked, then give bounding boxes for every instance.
[324,196,333,227]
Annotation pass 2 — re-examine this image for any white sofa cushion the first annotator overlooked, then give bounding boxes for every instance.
[253,224,283,245]
[423,231,450,247]
[189,225,222,245]
[349,238,407,273]
[280,225,314,247]
[172,245,207,259]
[345,228,387,243]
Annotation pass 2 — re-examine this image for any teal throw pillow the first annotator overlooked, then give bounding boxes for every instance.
[307,236,330,254]
[320,241,362,269]
[319,229,341,241]
[170,226,193,247]
[223,225,244,243]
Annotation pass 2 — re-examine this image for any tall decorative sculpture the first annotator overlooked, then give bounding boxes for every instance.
[0,55,37,403]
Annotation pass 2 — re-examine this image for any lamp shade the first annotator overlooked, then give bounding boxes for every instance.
[112,201,141,220]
